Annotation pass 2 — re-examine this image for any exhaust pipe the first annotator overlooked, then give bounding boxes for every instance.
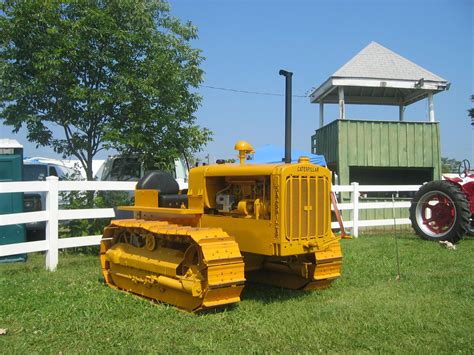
[279,69,293,164]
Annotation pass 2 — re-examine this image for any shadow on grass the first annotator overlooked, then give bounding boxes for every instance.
[115,283,307,315]
[240,281,311,305]
[0,252,47,274]
[197,303,240,315]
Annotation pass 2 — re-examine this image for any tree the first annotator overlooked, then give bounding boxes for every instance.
[441,157,461,174]
[0,0,211,180]
[469,95,474,126]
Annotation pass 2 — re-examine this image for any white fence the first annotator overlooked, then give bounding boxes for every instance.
[0,177,420,271]
[332,183,421,237]
[0,177,136,271]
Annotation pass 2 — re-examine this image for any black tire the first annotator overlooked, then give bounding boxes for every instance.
[409,180,470,243]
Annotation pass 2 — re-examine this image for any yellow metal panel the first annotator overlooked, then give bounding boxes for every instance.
[192,163,278,177]
[201,215,275,255]
[119,206,203,215]
[108,263,204,311]
[186,168,206,210]
[106,243,182,277]
[135,189,158,208]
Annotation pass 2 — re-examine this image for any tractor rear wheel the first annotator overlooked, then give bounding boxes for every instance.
[409,180,470,243]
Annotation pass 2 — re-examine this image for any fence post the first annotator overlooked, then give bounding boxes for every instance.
[45,176,59,271]
[351,182,359,238]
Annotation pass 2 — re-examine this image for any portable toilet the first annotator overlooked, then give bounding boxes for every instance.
[0,139,26,262]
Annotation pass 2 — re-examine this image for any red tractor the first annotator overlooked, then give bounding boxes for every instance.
[410,159,474,243]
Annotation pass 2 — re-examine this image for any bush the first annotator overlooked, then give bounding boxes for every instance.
[59,190,132,254]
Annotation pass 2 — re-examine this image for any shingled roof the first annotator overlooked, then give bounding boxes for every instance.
[310,42,449,106]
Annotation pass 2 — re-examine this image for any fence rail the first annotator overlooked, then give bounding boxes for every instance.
[0,177,420,271]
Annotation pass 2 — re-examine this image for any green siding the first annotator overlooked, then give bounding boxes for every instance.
[0,153,26,263]
[313,120,339,163]
[312,119,441,185]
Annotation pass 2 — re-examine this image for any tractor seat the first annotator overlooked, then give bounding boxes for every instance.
[137,171,188,208]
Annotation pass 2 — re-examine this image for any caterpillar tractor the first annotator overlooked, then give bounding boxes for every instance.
[99,70,343,312]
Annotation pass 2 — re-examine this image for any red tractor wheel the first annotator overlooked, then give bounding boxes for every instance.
[409,180,470,243]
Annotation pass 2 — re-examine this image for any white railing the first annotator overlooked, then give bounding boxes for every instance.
[0,178,420,271]
[0,177,136,271]
[332,182,421,237]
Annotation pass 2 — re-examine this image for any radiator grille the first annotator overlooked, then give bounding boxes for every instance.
[284,175,329,241]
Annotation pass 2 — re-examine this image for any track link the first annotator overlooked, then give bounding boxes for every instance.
[100,219,245,312]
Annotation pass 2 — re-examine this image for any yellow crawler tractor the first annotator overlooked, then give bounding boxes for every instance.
[99,70,343,312]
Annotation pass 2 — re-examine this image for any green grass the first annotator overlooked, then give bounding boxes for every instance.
[1,234,473,353]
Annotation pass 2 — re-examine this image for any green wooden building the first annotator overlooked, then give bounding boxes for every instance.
[312,119,441,187]
[310,42,448,189]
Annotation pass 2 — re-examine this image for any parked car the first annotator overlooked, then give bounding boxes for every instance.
[23,157,81,239]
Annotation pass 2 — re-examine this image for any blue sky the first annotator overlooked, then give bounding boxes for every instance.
[2,0,473,162]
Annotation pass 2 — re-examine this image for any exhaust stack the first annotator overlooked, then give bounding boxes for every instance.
[279,69,293,164]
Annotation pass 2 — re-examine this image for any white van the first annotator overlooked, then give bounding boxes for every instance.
[23,157,82,235]
[95,155,188,190]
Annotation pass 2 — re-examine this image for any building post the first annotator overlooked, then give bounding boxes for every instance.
[351,182,359,238]
[45,176,59,271]
[338,86,345,119]
[399,105,405,121]
[428,92,435,122]
[319,102,324,127]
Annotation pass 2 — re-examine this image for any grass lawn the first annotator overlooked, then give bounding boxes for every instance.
[1,234,473,353]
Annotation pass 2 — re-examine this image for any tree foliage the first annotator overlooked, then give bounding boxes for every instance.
[60,189,131,241]
[441,157,461,174]
[469,95,474,126]
[0,0,211,179]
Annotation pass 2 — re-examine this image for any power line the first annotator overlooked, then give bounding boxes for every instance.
[201,85,308,98]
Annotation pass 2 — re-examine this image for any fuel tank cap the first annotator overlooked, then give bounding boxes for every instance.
[298,156,310,163]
